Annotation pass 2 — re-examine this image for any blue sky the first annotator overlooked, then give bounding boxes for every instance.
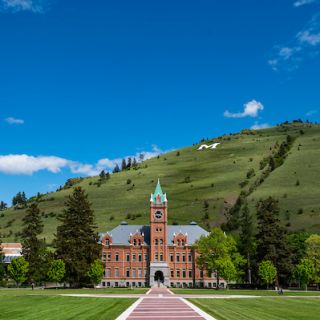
[0,0,320,204]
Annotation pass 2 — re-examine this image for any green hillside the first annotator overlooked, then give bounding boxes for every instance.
[1,122,320,243]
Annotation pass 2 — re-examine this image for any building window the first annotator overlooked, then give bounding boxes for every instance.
[160,253,163,261]
[106,268,111,278]
[138,239,141,246]
[160,239,163,244]
[106,239,110,245]
[144,269,147,276]
[133,239,137,246]
[171,270,174,277]
[182,240,185,246]
[176,253,180,262]
[132,269,137,278]
[115,268,119,278]
[182,270,186,278]
[177,240,180,246]
[126,269,130,277]
[188,270,192,278]
[132,254,136,261]
[107,254,111,261]
[126,253,130,262]
[138,268,142,277]
[138,254,142,262]
[155,239,158,245]
[176,269,180,278]
[182,254,186,262]
[102,253,106,261]
[155,253,158,261]
[170,254,174,262]
[144,254,148,261]
[115,253,119,261]
[188,253,192,262]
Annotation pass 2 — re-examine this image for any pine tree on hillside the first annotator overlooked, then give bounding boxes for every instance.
[132,157,137,168]
[121,159,127,171]
[0,201,7,210]
[99,170,106,180]
[256,197,293,286]
[55,187,100,287]
[21,203,46,283]
[238,203,256,284]
[113,164,120,173]
[0,234,4,281]
[127,157,132,169]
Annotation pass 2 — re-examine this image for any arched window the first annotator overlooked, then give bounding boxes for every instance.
[177,240,181,246]
[133,239,137,246]
[155,239,158,245]
[105,239,109,245]
[160,239,163,244]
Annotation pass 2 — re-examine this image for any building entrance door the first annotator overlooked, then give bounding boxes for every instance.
[154,270,164,284]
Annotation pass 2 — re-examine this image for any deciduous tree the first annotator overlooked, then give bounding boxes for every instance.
[258,260,277,289]
[8,257,29,287]
[47,259,65,287]
[87,259,104,288]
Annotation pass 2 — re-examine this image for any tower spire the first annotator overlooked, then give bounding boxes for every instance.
[151,179,167,204]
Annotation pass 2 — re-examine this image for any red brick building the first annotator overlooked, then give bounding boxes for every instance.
[100,180,225,288]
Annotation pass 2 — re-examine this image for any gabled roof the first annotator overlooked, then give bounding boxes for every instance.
[100,223,208,246]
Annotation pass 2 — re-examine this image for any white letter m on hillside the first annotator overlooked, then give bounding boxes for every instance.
[197,143,220,151]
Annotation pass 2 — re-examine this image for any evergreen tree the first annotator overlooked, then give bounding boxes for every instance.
[0,235,4,281]
[99,170,106,180]
[121,159,127,171]
[238,204,256,284]
[256,197,292,286]
[132,158,137,168]
[21,203,46,283]
[127,157,132,169]
[0,201,7,210]
[12,192,27,208]
[113,164,120,173]
[55,187,100,287]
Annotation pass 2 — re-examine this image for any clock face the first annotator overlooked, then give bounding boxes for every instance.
[154,210,163,219]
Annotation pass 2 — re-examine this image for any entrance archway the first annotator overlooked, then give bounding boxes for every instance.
[154,270,164,284]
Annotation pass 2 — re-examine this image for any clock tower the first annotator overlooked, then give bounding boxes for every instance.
[149,179,170,286]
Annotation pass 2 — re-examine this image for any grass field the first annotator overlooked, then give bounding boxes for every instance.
[1,122,320,242]
[172,288,320,296]
[0,295,135,320]
[0,287,147,295]
[189,298,320,320]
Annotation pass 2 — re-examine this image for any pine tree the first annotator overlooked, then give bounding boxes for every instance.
[99,170,106,180]
[132,158,137,168]
[55,187,100,287]
[127,157,132,169]
[256,197,292,286]
[0,201,7,210]
[239,203,256,284]
[113,164,120,173]
[21,203,46,283]
[121,159,127,171]
[0,234,4,281]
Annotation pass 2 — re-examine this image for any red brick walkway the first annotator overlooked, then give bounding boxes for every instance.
[122,287,214,320]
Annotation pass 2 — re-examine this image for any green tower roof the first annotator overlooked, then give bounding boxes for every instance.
[151,179,167,203]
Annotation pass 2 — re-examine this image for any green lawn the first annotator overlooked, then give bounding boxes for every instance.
[0,295,135,320]
[0,287,147,295]
[172,288,320,296]
[190,298,320,320]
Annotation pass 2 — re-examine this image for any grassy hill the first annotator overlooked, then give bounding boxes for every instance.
[1,122,320,243]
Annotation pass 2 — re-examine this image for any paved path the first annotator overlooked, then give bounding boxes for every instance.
[116,287,216,320]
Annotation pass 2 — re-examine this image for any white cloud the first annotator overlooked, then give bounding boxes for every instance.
[306,109,318,116]
[297,30,320,45]
[0,145,165,176]
[224,100,264,118]
[251,122,270,130]
[269,13,320,71]
[1,0,45,13]
[294,0,317,7]
[5,117,25,125]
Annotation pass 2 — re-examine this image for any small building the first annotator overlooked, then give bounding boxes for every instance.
[100,180,226,288]
[1,243,22,264]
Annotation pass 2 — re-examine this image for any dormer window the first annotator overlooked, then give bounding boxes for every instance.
[106,239,109,246]
[133,239,137,246]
